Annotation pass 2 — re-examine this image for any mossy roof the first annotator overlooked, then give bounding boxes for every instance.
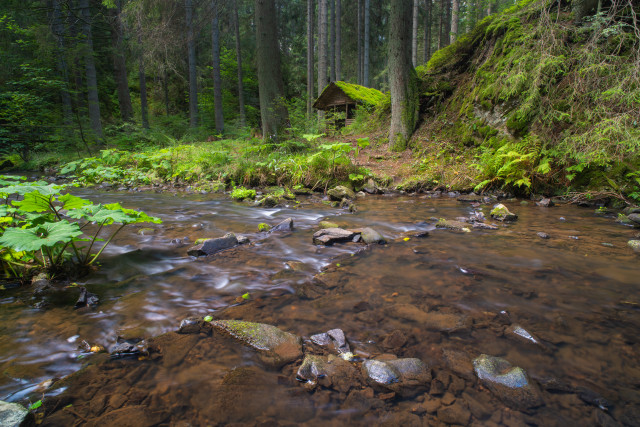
[313,81,386,110]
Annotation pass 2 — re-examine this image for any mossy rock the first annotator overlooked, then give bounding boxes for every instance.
[436,219,471,232]
[490,204,518,221]
[211,320,302,368]
[327,186,355,201]
[319,221,339,229]
[258,223,271,232]
[628,240,640,252]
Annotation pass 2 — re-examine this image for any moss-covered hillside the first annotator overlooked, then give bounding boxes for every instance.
[405,0,639,202]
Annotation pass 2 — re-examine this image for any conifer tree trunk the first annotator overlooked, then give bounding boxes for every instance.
[211,0,224,134]
[52,0,73,133]
[412,0,418,67]
[307,0,314,119]
[450,0,459,43]
[424,0,432,62]
[111,0,133,122]
[389,0,419,151]
[357,0,362,84]
[232,0,246,127]
[79,0,103,141]
[335,0,341,81]
[438,0,444,49]
[329,0,336,82]
[186,0,198,128]
[444,0,451,47]
[255,0,289,139]
[317,0,328,119]
[363,0,370,87]
[137,29,149,129]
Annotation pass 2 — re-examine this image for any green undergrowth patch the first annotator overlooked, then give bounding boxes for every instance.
[58,137,372,193]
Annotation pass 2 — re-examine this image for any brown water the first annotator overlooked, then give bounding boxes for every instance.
[1,190,639,426]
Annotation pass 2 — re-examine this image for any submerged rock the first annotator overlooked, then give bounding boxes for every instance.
[74,287,99,309]
[310,328,351,357]
[312,228,356,245]
[211,320,302,367]
[628,240,640,252]
[110,339,150,359]
[187,233,238,257]
[386,304,468,332]
[473,354,543,410]
[327,185,355,201]
[0,401,28,427]
[536,198,554,207]
[361,227,386,244]
[490,204,518,222]
[270,217,294,232]
[362,357,431,396]
[435,219,471,232]
[537,232,550,239]
[319,220,339,229]
[296,354,359,392]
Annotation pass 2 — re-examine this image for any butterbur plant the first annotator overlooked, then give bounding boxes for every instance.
[0,176,161,282]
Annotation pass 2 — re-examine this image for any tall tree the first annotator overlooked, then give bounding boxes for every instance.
[110,0,134,122]
[357,0,362,84]
[51,0,73,133]
[79,0,103,141]
[363,0,370,87]
[423,0,432,63]
[329,0,336,82]
[389,0,418,151]
[412,0,418,67]
[335,0,341,81]
[255,0,289,139]
[438,0,445,49]
[450,0,459,44]
[307,0,314,118]
[186,0,198,128]
[211,0,224,133]
[318,0,328,117]
[232,0,246,127]
[443,0,451,48]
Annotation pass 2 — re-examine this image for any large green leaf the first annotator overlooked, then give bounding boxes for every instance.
[59,193,92,210]
[0,182,62,197]
[0,221,82,252]
[12,191,52,212]
[66,203,160,225]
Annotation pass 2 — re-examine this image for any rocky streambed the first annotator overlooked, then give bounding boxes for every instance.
[1,190,639,426]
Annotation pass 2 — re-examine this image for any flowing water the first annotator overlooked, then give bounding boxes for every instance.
[1,189,639,426]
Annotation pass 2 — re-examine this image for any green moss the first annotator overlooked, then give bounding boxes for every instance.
[258,223,271,232]
[332,81,387,107]
[231,186,256,201]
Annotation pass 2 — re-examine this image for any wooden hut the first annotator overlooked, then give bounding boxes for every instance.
[313,81,386,128]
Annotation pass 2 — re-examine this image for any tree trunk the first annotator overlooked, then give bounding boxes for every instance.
[211,0,224,134]
[137,30,149,129]
[573,0,599,23]
[438,0,444,50]
[363,0,370,87]
[163,69,170,116]
[412,0,418,67]
[317,0,328,119]
[389,0,418,151]
[329,0,336,82]
[233,0,246,127]
[335,0,341,81]
[52,0,73,133]
[307,0,314,119]
[444,0,451,48]
[255,0,289,140]
[357,0,362,85]
[186,0,198,128]
[110,0,133,122]
[450,0,459,44]
[79,0,103,141]
[424,0,432,63]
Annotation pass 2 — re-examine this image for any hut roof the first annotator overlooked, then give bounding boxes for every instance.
[313,81,386,110]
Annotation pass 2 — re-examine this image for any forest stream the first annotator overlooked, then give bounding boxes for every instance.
[1,189,639,426]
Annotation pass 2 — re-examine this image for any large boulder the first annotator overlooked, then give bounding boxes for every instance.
[313,228,357,245]
[211,320,302,367]
[628,213,640,227]
[362,357,431,396]
[628,240,640,252]
[490,204,518,221]
[187,233,238,257]
[473,354,543,410]
[327,185,355,201]
[270,217,294,232]
[0,401,28,427]
[360,227,386,244]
